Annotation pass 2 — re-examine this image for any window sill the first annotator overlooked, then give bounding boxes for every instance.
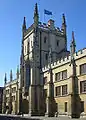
[55,94,68,98]
[54,78,68,83]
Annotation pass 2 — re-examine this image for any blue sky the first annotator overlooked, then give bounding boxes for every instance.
[0,0,86,86]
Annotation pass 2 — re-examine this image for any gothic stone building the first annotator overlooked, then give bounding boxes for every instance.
[0,87,3,113]
[2,3,86,118]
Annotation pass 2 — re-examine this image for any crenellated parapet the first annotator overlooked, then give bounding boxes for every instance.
[42,48,86,72]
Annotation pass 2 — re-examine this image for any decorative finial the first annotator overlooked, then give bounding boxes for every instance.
[34,3,38,16]
[61,13,66,34]
[62,13,66,25]
[10,69,12,82]
[17,65,19,79]
[72,31,75,43]
[61,13,67,51]
[70,31,76,55]
[34,3,39,27]
[22,16,26,31]
[4,73,7,84]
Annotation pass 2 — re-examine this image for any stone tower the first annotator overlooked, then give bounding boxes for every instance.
[28,3,43,115]
[20,3,69,116]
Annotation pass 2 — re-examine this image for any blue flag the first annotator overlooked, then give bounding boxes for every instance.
[44,9,52,15]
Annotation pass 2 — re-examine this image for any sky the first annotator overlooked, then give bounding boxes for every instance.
[0,0,86,86]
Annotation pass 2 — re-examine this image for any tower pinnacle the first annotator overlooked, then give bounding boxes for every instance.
[62,13,66,25]
[70,31,76,55]
[16,65,19,79]
[22,16,26,31]
[10,69,12,82]
[34,3,39,27]
[61,13,66,34]
[4,73,7,84]
[61,13,67,51]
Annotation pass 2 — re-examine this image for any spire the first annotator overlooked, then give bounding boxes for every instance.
[4,73,7,84]
[16,65,19,79]
[61,13,66,34]
[61,13,67,51]
[70,31,76,54]
[22,16,26,31]
[72,31,76,44]
[62,13,66,25]
[34,3,39,27]
[10,69,12,82]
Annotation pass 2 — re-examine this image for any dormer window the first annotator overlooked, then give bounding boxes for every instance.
[44,37,47,43]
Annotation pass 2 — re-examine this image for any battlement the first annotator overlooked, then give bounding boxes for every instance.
[38,21,63,34]
[42,48,86,72]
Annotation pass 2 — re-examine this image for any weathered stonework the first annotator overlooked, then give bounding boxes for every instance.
[2,3,86,118]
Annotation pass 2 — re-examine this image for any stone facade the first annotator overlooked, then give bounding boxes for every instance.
[0,87,3,113]
[43,48,86,118]
[2,3,86,118]
[2,68,19,114]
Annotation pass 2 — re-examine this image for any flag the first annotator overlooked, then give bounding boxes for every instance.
[44,9,52,15]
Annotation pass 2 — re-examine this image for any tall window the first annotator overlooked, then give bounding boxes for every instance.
[44,36,47,43]
[62,85,67,95]
[45,53,48,60]
[65,102,67,112]
[55,72,60,81]
[62,70,67,79]
[55,86,61,96]
[57,40,59,46]
[80,80,86,93]
[80,63,86,75]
